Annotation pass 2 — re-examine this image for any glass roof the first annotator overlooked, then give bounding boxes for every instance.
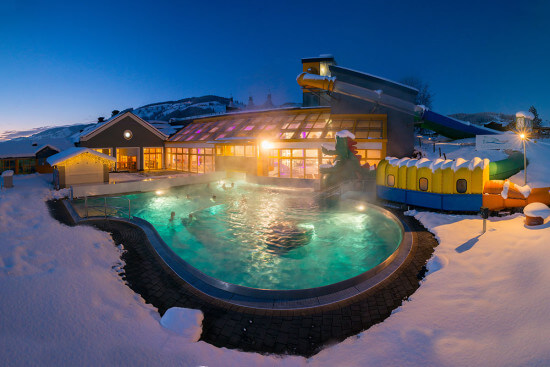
[169,108,385,142]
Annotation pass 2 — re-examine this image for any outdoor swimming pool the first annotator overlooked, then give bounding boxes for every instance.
[78,181,403,290]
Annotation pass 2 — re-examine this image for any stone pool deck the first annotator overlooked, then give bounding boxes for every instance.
[48,199,438,357]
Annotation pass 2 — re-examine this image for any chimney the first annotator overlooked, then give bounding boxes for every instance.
[98,117,105,123]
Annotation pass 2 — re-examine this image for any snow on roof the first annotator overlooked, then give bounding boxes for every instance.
[331,66,419,92]
[441,159,454,170]
[336,130,355,139]
[416,158,432,169]
[0,139,68,159]
[406,158,419,168]
[386,157,400,166]
[451,158,469,172]
[397,157,410,167]
[468,157,490,170]
[430,158,445,172]
[47,147,116,166]
[516,111,535,119]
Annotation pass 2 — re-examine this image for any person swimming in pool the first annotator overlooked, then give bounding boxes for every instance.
[182,213,194,225]
[169,211,176,221]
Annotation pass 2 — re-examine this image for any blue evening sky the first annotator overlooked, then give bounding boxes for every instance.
[1,0,549,133]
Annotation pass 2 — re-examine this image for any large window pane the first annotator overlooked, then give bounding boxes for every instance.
[268,158,279,177]
[190,155,198,172]
[305,159,319,178]
[291,159,305,178]
[280,159,290,177]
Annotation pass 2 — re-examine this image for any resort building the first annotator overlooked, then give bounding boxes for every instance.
[78,111,168,172]
[165,107,386,179]
[63,55,418,183]
[0,143,60,174]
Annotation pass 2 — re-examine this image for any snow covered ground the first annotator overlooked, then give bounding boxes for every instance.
[1,173,550,366]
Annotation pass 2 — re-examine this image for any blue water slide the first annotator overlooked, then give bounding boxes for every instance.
[420,110,501,139]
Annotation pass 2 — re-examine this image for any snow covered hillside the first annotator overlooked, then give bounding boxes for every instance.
[133,95,244,121]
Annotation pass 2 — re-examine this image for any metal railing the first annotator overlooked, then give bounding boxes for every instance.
[83,196,132,219]
[316,178,376,200]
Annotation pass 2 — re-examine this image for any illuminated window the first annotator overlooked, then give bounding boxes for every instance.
[279,132,294,139]
[341,120,354,128]
[456,179,467,193]
[281,149,291,157]
[245,146,255,157]
[292,149,304,157]
[305,149,318,157]
[287,123,300,129]
[298,131,308,139]
[387,174,395,187]
[235,146,245,156]
[307,131,323,139]
[216,146,223,155]
[224,146,234,156]
[313,121,326,129]
[144,148,163,170]
[419,178,429,191]
[292,159,305,178]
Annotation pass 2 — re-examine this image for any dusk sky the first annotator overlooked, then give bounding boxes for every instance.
[1,0,549,133]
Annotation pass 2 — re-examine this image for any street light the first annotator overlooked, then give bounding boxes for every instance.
[519,133,527,185]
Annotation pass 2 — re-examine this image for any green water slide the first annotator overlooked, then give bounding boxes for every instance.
[489,151,526,180]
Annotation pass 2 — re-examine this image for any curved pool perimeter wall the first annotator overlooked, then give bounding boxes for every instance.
[64,199,414,310]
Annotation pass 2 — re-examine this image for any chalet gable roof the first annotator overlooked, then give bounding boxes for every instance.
[79,111,168,142]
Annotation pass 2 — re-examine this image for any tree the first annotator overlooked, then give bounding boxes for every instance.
[529,106,542,129]
[399,77,434,109]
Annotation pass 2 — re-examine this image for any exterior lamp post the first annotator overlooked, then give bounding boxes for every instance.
[519,133,527,185]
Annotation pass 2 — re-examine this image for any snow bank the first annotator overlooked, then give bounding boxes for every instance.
[160,307,204,342]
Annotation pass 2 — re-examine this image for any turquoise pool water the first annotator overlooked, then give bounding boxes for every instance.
[84,181,403,290]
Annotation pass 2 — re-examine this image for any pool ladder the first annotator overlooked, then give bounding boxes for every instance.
[83,196,132,219]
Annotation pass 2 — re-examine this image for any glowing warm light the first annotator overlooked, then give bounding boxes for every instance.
[123,130,133,140]
[519,133,526,140]
[261,140,274,150]
[357,204,366,211]
[155,190,164,195]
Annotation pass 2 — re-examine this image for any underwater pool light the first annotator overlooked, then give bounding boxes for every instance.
[356,204,366,211]
[155,190,164,195]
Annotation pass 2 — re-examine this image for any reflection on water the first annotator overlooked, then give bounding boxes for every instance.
[73,181,402,290]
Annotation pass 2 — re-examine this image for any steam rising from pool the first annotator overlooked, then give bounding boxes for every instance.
[105,182,402,290]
